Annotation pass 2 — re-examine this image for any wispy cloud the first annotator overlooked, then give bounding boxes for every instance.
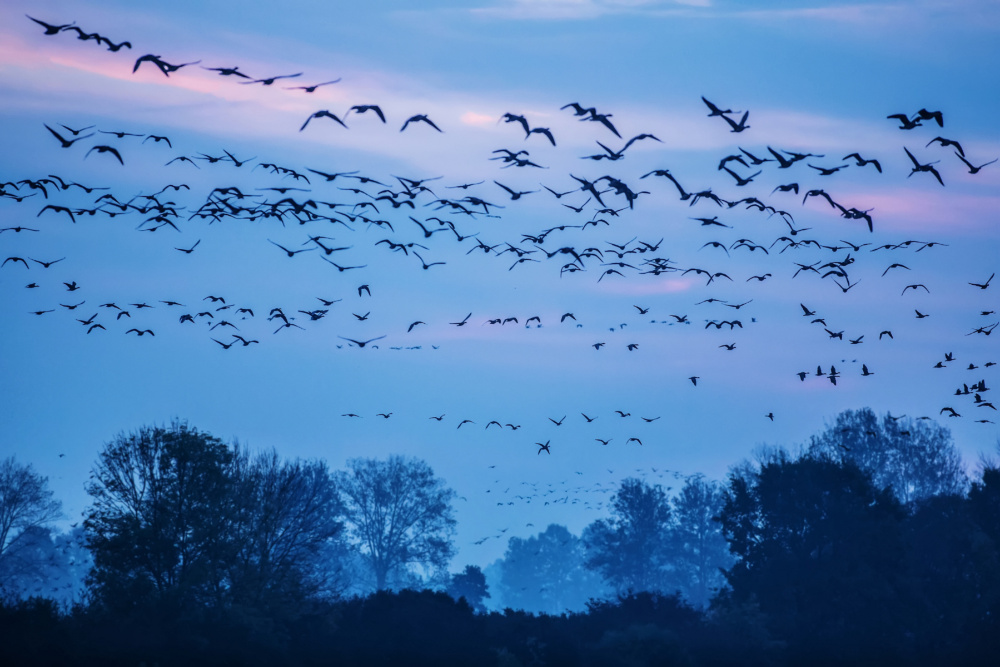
[470,0,703,21]
[469,0,1000,30]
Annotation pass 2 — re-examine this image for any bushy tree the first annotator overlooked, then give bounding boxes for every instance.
[227,448,345,610]
[717,451,910,658]
[337,455,456,591]
[497,523,606,614]
[0,456,62,597]
[85,422,235,611]
[584,478,672,595]
[85,422,344,615]
[446,564,490,613]
[807,408,966,505]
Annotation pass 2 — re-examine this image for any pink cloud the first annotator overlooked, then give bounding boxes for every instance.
[815,186,1000,237]
[595,277,697,296]
[460,111,497,127]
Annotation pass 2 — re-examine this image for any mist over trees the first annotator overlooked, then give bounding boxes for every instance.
[495,523,606,613]
[807,407,967,504]
[667,477,732,608]
[584,478,674,594]
[579,475,731,607]
[336,455,456,591]
[0,456,62,599]
[4,410,1000,665]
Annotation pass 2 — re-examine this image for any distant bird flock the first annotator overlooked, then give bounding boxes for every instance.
[4,15,999,449]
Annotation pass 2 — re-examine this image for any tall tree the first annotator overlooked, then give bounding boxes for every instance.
[336,456,456,591]
[0,456,62,596]
[227,448,345,609]
[85,422,236,611]
[667,476,733,608]
[807,408,966,504]
[86,422,345,616]
[497,523,606,613]
[717,451,910,657]
[583,478,672,595]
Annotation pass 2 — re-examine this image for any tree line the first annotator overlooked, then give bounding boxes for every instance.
[2,409,999,665]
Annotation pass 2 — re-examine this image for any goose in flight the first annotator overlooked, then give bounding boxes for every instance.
[904,147,944,186]
[43,124,93,148]
[301,110,348,131]
[337,335,386,348]
[401,115,443,132]
[133,54,201,77]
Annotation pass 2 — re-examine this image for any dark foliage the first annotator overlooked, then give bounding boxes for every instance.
[6,413,1000,665]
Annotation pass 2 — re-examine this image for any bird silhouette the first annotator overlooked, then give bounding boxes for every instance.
[955,153,998,174]
[43,124,93,148]
[970,273,994,290]
[285,79,341,92]
[401,115,443,132]
[85,145,124,165]
[26,15,76,35]
[347,105,387,123]
[133,54,201,77]
[337,335,386,348]
[242,73,302,86]
[721,110,750,133]
[904,147,944,186]
[301,110,348,131]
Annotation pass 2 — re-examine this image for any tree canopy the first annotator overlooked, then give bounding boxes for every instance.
[336,455,456,591]
[717,450,912,658]
[807,408,967,505]
[583,478,673,595]
[497,523,606,613]
[85,421,344,617]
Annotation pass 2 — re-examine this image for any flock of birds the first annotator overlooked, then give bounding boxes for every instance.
[3,14,999,465]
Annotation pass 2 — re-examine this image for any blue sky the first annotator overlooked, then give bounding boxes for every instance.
[2,0,999,569]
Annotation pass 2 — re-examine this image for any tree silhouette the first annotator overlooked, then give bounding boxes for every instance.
[85,422,344,616]
[226,448,345,611]
[717,451,911,658]
[807,408,966,505]
[85,422,236,612]
[336,455,456,591]
[583,478,672,595]
[0,456,62,596]
[446,564,490,613]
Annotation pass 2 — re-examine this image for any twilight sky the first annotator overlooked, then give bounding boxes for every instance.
[1,0,999,569]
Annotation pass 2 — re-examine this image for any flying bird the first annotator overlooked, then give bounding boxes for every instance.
[955,153,998,174]
[285,79,341,92]
[970,273,994,290]
[43,124,93,148]
[347,105,387,123]
[401,115,443,132]
[904,147,944,186]
[721,110,750,133]
[337,335,386,348]
[26,15,76,35]
[301,110,348,131]
[133,54,201,77]
[85,145,124,165]
[241,73,303,85]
